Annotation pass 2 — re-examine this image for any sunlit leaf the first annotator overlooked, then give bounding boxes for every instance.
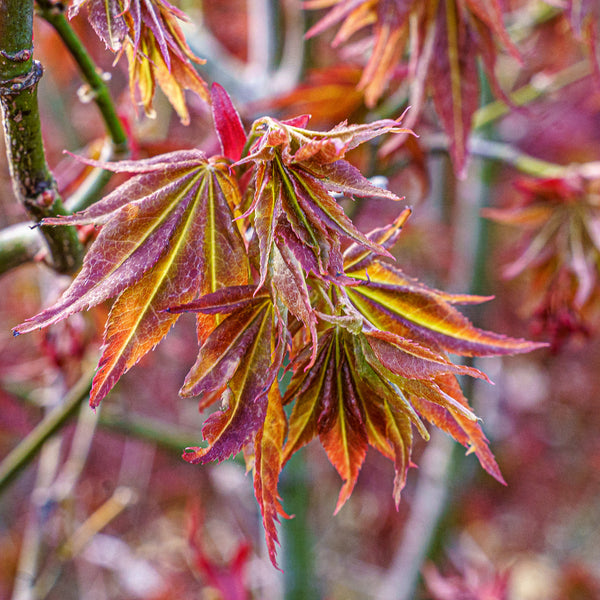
[14,151,248,406]
[280,203,545,510]
[345,260,545,357]
[211,83,247,162]
[237,115,407,285]
[282,319,499,511]
[283,328,369,512]
[70,0,209,123]
[253,385,289,568]
[178,290,286,464]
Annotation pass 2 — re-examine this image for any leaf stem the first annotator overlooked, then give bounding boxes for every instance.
[97,412,200,452]
[468,137,567,178]
[473,59,592,131]
[0,0,83,274]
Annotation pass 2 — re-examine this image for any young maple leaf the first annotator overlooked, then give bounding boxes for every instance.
[261,65,365,128]
[14,150,248,407]
[282,212,545,511]
[342,207,540,357]
[168,285,289,567]
[187,507,252,599]
[305,0,521,174]
[283,319,485,512]
[564,0,600,84]
[169,287,291,569]
[69,0,209,124]
[168,285,287,465]
[253,384,289,568]
[236,114,409,290]
[484,175,600,350]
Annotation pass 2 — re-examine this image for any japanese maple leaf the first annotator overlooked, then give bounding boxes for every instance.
[69,0,209,123]
[484,175,600,350]
[168,284,290,567]
[188,507,251,600]
[253,384,289,568]
[168,286,288,568]
[14,150,248,407]
[236,114,410,289]
[283,320,487,512]
[341,208,542,357]
[167,285,287,465]
[263,65,365,128]
[282,212,545,510]
[305,0,521,174]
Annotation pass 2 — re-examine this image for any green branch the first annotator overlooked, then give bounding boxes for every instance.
[35,0,128,158]
[473,60,592,131]
[280,449,319,600]
[97,412,200,452]
[0,370,92,495]
[0,1,131,276]
[0,222,44,276]
[468,137,567,177]
[423,133,600,179]
[0,0,83,274]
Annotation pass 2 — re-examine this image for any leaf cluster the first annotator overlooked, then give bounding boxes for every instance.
[305,0,521,174]
[14,85,542,566]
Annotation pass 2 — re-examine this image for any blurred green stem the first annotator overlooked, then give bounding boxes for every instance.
[280,449,319,600]
[97,412,200,452]
[424,134,600,179]
[468,137,566,177]
[0,370,92,496]
[379,58,592,127]
[473,59,592,130]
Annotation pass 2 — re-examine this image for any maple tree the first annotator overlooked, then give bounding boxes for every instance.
[2,0,600,598]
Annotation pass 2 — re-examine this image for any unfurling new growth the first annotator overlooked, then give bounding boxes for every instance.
[13,0,588,572]
[14,78,542,565]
